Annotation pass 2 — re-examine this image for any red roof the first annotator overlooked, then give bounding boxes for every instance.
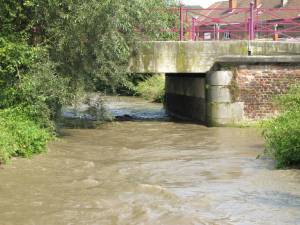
[188,0,300,24]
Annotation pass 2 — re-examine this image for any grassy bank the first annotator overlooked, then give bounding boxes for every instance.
[0,108,52,163]
[262,84,300,168]
[135,75,165,103]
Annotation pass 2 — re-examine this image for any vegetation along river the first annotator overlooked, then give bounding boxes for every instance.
[0,96,299,225]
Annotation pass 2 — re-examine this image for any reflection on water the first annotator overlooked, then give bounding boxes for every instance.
[0,97,299,225]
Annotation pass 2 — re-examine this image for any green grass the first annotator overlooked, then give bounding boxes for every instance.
[0,108,52,164]
[135,75,165,103]
[262,84,300,168]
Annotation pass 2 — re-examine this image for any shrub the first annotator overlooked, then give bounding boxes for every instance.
[262,85,300,168]
[0,108,52,163]
[135,75,165,103]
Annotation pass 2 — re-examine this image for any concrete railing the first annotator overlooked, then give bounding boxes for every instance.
[129,41,300,74]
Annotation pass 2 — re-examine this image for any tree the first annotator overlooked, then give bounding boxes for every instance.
[45,0,177,93]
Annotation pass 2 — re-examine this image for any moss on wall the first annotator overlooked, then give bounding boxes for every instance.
[141,43,154,72]
[228,68,240,102]
[176,43,187,72]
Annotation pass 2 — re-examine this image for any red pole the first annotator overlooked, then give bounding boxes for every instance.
[192,17,196,41]
[179,3,184,41]
[249,2,255,40]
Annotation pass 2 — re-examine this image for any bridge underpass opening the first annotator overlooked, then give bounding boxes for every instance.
[165,73,207,123]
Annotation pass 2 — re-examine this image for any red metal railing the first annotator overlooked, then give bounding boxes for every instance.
[168,3,300,41]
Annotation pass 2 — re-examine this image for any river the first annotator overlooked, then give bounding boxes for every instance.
[0,97,299,225]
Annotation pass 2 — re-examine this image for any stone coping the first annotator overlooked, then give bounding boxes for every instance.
[216,55,300,64]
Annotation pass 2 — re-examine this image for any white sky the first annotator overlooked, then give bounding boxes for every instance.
[181,0,220,8]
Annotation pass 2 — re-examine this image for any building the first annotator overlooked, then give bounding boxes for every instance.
[189,0,300,40]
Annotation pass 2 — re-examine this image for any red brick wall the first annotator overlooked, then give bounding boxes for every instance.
[235,64,300,119]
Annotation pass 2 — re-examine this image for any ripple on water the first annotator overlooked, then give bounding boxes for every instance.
[0,96,299,225]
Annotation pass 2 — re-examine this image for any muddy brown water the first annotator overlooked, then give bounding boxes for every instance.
[0,97,299,225]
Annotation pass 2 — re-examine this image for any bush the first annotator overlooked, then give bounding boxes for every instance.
[0,39,72,164]
[0,108,52,163]
[262,85,300,168]
[135,75,165,103]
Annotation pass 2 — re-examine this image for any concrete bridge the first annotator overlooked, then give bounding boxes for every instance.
[129,41,300,126]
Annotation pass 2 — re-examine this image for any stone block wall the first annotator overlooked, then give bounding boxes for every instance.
[206,71,244,126]
[235,64,300,120]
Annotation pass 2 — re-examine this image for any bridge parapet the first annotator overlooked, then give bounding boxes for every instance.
[129,41,300,74]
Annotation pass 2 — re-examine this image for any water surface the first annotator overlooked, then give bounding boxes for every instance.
[0,97,299,225]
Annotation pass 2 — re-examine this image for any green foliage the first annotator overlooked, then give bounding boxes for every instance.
[0,38,71,124]
[0,108,52,163]
[135,75,165,103]
[0,38,35,106]
[0,0,34,38]
[262,85,300,168]
[273,84,300,112]
[48,0,176,93]
[0,0,176,93]
[17,53,71,124]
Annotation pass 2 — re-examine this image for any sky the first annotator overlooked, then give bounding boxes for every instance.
[181,0,219,8]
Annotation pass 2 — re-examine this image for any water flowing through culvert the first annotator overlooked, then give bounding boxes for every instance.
[104,96,168,121]
[0,96,299,225]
